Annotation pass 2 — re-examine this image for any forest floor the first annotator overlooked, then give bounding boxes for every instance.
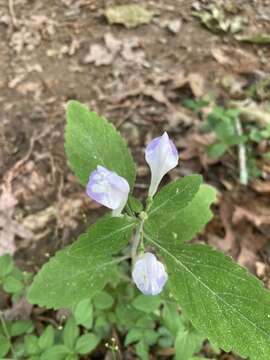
[1,0,270,359]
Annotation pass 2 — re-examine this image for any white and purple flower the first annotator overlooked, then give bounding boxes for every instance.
[132,252,168,296]
[145,132,178,197]
[86,165,130,216]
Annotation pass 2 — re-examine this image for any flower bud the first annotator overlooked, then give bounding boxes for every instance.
[132,252,168,296]
[145,132,178,197]
[86,165,130,216]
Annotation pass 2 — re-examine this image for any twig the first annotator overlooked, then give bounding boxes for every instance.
[235,117,248,185]
[229,101,270,126]
[0,311,18,360]
[8,0,18,27]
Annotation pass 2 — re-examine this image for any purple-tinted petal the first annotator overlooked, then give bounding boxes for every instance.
[145,132,178,197]
[86,165,130,215]
[132,252,168,296]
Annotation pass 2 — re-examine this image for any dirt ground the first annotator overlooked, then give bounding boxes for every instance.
[1,0,270,359]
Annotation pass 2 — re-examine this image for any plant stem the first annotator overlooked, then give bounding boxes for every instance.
[235,117,248,185]
[131,220,144,264]
[0,311,18,360]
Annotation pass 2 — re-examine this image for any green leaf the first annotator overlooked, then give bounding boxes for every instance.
[115,303,141,329]
[92,291,114,310]
[0,335,10,357]
[65,100,136,188]
[162,303,183,337]
[40,345,71,360]
[25,335,39,356]
[146,175,202,224]
[146,184,216,246]
[28,216,136,309]
[128,196,143,214]
[94,315,111,338]
[0,254,13,278]
[74,299,93,329]
[132,294,161,313]
[65,354,78,360]
[144,329,159,346]
[149,239,270,360]
[207,142,228,159]
[135,340,148,360]
[38,325,55,350]
[75,333,100,355]
[3,276,23,294]
[175,329,203,360]
[125,328,143,346]
[10,320,33,337]
[63,317,79,349]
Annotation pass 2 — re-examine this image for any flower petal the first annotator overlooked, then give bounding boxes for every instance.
[132,252,168,295]
[145,132,178,197]
[86,166,130,215]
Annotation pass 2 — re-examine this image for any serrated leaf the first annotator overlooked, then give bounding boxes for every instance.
[146,184,216,246]
[65,100,136,188]
[145,175,202,239]
[148,237,270,360]
[75,333,100,355]
[27,216,136,309]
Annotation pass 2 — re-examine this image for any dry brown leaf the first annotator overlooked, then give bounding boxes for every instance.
[4,297,32,321]
[0,190,33,256]
[188,73,205,98]
[171,72,205,98]
[251,180,270,194]
[211,46,259,73]
[167,19,182,34]
[233,206,270,227]
[83,44,114,66]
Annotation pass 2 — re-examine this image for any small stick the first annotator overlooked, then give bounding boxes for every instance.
[235,117,248,185]
[8,0,18,27]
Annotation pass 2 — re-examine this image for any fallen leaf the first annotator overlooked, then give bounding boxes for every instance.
[0,190,33,256]
[235,33,270,44]
[211,46,259,73]
[233,206,270,227]
[104,32,122,54]
[219,200,236,252]
[171,71,205,98]
[83,44,114,66]
[4,297,33,321]
[193,6,247,34]
[188,73,205,98]
[251,180,270,194]
[105,4,154,29]
[167,19,182,34]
